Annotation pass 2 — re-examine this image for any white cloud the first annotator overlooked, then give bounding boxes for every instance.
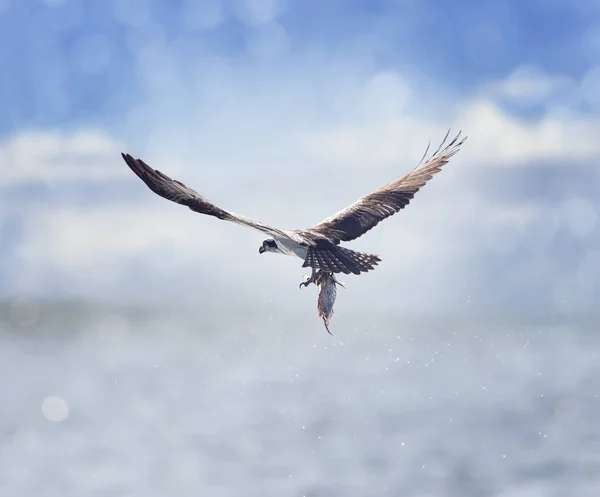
[13,200,300,299]
[280,66,600,173]
[458,99,600,164]
[4,62,599,312]
[483,66,576,106]
[0,130,125,186]
[299,98,600,170]
[18,204,230,268]
[9,145,551,311]
[296,118,438,170]
[364,71,413,120]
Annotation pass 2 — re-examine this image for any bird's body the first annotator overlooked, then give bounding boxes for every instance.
[271,237,309,259]
[121,130,466,287]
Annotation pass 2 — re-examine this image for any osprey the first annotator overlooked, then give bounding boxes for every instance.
[121,130,466,288]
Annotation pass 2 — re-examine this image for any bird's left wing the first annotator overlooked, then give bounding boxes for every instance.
[299,130,466,244]
[121,153,289,239]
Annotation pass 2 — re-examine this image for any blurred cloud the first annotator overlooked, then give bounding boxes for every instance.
[458,100,600,164]
[483,67,576,107]
[0,130,123,185]
[299,97,600,169]
[14,205,230,296]
[0,0,598,316]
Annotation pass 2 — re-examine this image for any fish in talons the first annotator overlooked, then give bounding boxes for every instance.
[302,270,346,335]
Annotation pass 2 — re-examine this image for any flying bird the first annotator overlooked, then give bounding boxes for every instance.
[121,130,466,288]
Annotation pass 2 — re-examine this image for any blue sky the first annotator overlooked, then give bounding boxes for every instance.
[1,0,599,316]
[1,0,597,132]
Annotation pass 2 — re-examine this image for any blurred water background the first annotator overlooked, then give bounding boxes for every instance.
[1,300,599,496]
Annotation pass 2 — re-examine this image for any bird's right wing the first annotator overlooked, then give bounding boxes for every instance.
[121,153,289,239]
[300,130,466,244]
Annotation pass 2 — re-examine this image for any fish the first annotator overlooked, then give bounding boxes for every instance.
[311,270,346,335]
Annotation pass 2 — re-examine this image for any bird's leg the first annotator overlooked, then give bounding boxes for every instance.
[299,267,318,289]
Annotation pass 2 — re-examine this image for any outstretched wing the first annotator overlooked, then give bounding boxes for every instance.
[121,153,288,239]
[300,130,466,244]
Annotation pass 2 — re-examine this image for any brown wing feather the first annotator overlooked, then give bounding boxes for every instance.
[121,153,288,239]
[301,130,467,244]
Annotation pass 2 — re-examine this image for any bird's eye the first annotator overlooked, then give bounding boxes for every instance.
[267,240,276,247]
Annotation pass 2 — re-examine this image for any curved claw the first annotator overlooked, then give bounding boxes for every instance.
[299,273,315,289]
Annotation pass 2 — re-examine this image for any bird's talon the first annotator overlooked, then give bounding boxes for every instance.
[299,273,316,289]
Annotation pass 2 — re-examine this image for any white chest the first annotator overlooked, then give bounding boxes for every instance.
[277,238,308,259]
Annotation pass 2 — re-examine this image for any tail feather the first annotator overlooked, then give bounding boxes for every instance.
[322,247,352,274]
[337,246,379,273]
[319,249,345,273]
[303,245,381,275]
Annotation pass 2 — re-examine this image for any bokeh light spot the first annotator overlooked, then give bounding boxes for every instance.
[41,396,70,423]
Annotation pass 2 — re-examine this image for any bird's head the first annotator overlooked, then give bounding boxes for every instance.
[259,238,278,254]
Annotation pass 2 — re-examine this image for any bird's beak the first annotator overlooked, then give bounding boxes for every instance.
[259,246,265,254]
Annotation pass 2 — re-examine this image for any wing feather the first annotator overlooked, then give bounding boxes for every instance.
[300,130,466,244]
[121,153,288,239]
